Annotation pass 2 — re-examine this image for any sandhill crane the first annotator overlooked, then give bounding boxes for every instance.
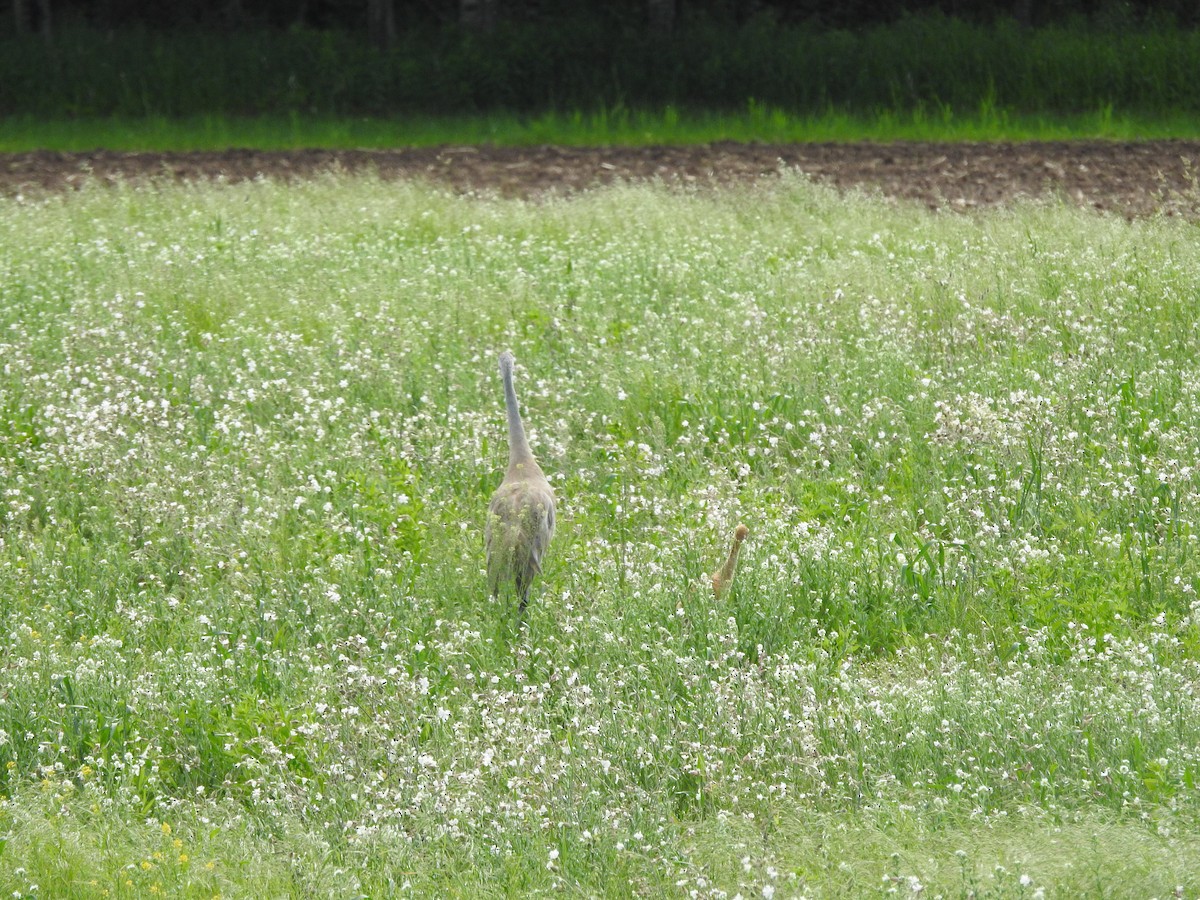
[485,350,556,615]
[711,524,749,600]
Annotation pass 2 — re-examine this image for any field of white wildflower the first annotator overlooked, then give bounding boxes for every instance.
[1,173,1199,898]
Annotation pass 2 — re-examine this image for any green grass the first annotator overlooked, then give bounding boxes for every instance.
[2,174,1200,896]
[3,104,1200,152]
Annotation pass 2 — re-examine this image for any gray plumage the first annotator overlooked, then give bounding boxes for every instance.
[485,350,556,614]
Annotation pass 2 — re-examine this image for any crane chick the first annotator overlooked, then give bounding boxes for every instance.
[485,350,556,616]
[711,524,749,600]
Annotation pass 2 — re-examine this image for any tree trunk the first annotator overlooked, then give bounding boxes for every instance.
[366,0,396,51]
[510,0,541,23]
[1014,0,1032,28]
[15,0,52,41]
[460,0,498,32]
[223,0,245,28]
[647,0,675,36]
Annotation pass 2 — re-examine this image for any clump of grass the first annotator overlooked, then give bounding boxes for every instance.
[0,174,1199,894]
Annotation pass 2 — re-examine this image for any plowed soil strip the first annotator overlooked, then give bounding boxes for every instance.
[4,141,1198,217]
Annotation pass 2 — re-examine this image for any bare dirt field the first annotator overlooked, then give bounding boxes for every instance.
[3,141,1199,217]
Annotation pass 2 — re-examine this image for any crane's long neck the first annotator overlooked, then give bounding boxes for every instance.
[715,525,749,589]
[717,540,743,586]
[502,358,536,471]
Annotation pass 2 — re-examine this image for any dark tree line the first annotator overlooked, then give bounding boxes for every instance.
[9,0,1196,40]
[5,0,1192,116]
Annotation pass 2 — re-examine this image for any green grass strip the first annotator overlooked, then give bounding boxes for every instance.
[2,105,1199,153]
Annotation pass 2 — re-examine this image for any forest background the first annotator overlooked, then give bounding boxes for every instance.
[3,0,1199,134]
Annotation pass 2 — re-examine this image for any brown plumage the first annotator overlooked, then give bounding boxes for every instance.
[485,350,556,615]
[711,524,749,599]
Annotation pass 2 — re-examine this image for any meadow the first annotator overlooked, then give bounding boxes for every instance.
[0,172,1199,897]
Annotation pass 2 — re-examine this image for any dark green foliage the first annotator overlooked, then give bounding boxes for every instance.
[2,14,1199,118]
